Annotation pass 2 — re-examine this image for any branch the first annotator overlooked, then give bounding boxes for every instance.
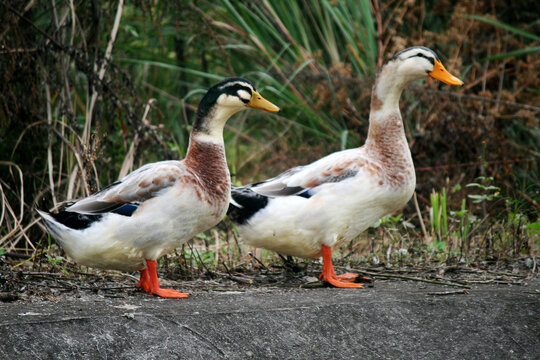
[416,158,535,172]
[417,87,540,112]
[354,269,472,289]
[3,1,65,50]
[83,0,125,145]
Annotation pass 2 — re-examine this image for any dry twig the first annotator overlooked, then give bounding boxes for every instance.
[355,269,472,289]
[427,289,469,296]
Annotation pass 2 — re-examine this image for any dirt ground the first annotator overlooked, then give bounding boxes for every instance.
[0,257,538,359]
[0,255,537,301]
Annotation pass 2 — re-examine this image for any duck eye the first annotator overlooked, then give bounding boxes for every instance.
[415,53,434,65]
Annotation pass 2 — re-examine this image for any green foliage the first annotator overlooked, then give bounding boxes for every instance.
[45,254,65,266]
[450,199,473,248]
[113,0,381,159]
[430,188,448,240]
[219,0,377,74]
[466,15,540,41]
[526,222,540,237]
[466,178,501,203]
[466,14,540,61]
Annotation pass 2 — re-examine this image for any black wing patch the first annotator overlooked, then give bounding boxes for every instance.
[48,202,138,231]
[296,189,313,198]
[227,186,269,225]
[50,211,103,230]
[110,203,139,216]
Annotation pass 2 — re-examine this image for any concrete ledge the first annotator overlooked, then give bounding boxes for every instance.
[1,280,538,359]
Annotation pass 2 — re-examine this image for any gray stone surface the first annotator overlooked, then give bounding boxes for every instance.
[0,279,538,359]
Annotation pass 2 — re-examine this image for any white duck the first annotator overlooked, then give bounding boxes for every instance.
[38,77,279,298]
[228,47,463,288]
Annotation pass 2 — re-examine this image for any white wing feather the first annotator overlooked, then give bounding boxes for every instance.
[251,148,371,197]
[67,160,189,214]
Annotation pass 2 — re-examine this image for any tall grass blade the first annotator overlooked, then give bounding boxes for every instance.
[466,15,540,42]
[481,46,540,61]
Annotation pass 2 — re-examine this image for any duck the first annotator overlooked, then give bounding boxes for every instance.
[38,77,280,298]
[227,47,463,288]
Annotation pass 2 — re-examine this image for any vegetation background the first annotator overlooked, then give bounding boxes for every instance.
[0,0,538,279]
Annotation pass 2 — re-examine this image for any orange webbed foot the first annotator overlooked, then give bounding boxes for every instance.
[318,245,365,289]
[336,273,372,283]
[152,288,190,299]
[336,272,359,282]
[319,271,364,288]
[323,275,364,288]
[138,259,190,299]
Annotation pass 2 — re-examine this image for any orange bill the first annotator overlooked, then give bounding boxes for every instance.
[246,90,280,112]
[429,60,463,86]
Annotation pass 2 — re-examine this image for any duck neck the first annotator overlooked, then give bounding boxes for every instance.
[185,133,230,202]
[365,62,411,163]
[369,61,410,115]
[185,132,226,164]
[191,105,242,145]
[185,105,233,187]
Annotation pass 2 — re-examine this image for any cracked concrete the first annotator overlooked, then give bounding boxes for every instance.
[1,279,538,359]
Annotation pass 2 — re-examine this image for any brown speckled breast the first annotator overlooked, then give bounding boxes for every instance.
[184,138,231,208]
[365,113,415,187]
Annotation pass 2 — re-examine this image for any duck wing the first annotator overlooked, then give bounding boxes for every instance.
[250,149,367,197]
[66,160,187,214]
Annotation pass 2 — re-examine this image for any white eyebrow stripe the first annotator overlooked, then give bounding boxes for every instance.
[396,47,439,61]
[219,81,253,90]
[237,89,251,101]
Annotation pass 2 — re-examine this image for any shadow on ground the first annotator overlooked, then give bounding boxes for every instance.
[1,279,538,359]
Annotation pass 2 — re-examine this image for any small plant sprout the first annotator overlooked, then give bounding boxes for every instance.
[466,177,501,204]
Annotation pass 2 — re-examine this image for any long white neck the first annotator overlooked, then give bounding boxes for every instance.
[370,61,415,116]
[365,61,413,163]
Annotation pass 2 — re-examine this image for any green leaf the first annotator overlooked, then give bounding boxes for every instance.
[465,15,540,42]
[340,130,349,150]
[481,46,540,61]
[117,58,223,81]
[526,222,540,235]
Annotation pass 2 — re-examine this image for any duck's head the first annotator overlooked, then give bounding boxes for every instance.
[372,47,463,113]
[388,46,463,86]
[193,77,279,138]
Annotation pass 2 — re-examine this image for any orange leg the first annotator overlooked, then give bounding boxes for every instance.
[137,259,189,298]
[318,245,364,288]
[137,267,151,291]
